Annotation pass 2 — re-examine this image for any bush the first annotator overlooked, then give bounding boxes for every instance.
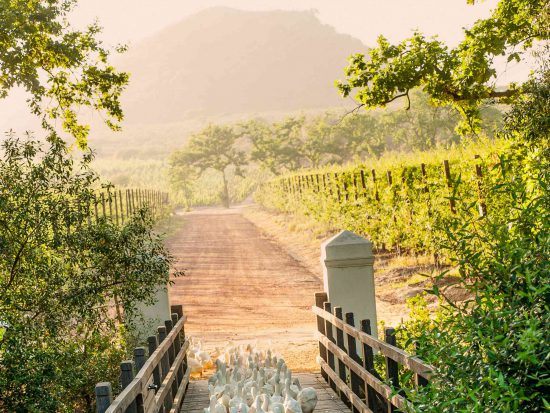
[0,135,174,412]
[400,69,549,411]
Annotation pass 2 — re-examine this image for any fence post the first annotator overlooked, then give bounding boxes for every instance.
[95,382,113,413]
[385,327,400,413]
[323,301,337,393]
[321,231,378,337]
[443,160,456,214]
[101,192,107,217]
[360,319,379,412]
[474,155,487,217]
[333,307,350,408]
[345,312,363,413]
[314,292,329,383]
[371,169,379,201]
[147,335,161,391]
[134,347,147,371]
[120,361,137,413]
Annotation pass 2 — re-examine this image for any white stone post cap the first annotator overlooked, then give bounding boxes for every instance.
[322,230,373,268]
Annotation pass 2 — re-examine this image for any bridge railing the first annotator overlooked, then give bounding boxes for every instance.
[313,292,433,413]
[95,305,190,413]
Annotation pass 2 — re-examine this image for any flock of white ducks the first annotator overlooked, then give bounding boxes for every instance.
[195,342,318,413]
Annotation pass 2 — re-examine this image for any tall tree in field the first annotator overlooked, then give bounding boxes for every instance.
[0,0,128,148]
[336,0,548,136]
[173,124,247,208]
[247,117,304,173]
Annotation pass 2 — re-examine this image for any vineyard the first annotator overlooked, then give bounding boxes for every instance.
[256,140,504,259]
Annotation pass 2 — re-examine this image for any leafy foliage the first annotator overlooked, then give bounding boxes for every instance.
[0,0,128,147]
[0,135,173,412]
[170,124,247,207]
[400,67,549,412]
[256,138,504,256]
[336,0,549,135]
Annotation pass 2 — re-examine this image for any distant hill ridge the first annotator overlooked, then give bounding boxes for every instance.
[118,7,367,124]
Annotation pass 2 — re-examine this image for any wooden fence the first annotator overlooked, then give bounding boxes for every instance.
[90,188,169,225]
[280,158,486,216]
[314,292,433,413]
[95,305,191,413]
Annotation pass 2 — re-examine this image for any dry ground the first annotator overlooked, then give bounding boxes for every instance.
[167,207,322,372]
[166,205,449,372]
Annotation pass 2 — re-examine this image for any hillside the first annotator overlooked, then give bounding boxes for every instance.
[116,7,367,124]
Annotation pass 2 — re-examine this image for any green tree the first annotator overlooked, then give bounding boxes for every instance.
[247,117,304,173]
[336,0,548,135]
[401,66,549,413]
[0,135,174,411]
[172,124,247,208]
[0,0,128,148]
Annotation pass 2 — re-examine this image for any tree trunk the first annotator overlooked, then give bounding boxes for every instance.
[221,170,230,208]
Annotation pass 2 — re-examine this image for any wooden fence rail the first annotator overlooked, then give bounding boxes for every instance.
[90,188,170,225]
[95,305,190,413]
[314,292,433,413]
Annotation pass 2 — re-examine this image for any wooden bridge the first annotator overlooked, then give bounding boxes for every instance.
[94,231,433,413]
[94,296,432,413]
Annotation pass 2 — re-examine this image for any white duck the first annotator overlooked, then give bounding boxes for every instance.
[203,395,226,413]
[297,388,318,413]
[283,391,302,413]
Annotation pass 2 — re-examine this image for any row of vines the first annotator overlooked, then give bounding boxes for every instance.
[256,143,505,258]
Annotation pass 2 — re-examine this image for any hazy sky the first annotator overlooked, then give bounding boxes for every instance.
[1,0,534,131]
[73,0,499,47]
[70,0,531,83]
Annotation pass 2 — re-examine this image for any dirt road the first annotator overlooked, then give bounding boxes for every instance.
[167,208,322,371]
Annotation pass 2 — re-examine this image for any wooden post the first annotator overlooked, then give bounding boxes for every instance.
[443,160,456,214]
[334,307,350,407]
[171,313,184,386]
[119,190,124,223]
[474,155,487,217]
[315,292,329,383]
[113,191,119,226]
[94,198,99,223]
[334,173,341,202]
[323,301,337,393]
[120,361,137,413]
[343,176,349,201]
[352,173,358,201]
[385,327,400,413]
[108,191,113,220]
[147,335,161,390]
[371,169,379,201]
[126,189,131,215]
[360,170,367,196]
[134,347,147,371]
[360,319,378,412]
[157,326,170,379]
[101,192,106,217]
[95,382,113,413]
[345,312,363,413]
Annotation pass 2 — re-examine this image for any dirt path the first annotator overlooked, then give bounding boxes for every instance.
[167,207,322,371]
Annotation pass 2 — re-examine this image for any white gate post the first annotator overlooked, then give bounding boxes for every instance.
[321,230,378,337]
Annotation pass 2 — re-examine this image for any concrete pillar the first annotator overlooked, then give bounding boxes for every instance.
[321,230,378,338]
[132,284,171,341]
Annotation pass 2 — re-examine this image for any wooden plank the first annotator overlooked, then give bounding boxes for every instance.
[169,367,191,413]
[316,332,409,411]
[312,306,433,378]
[319,360,372,413]
[154,340,190,409]
[105,317,187,413]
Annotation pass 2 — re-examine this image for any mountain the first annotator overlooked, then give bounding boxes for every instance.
[117,7,367,124]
